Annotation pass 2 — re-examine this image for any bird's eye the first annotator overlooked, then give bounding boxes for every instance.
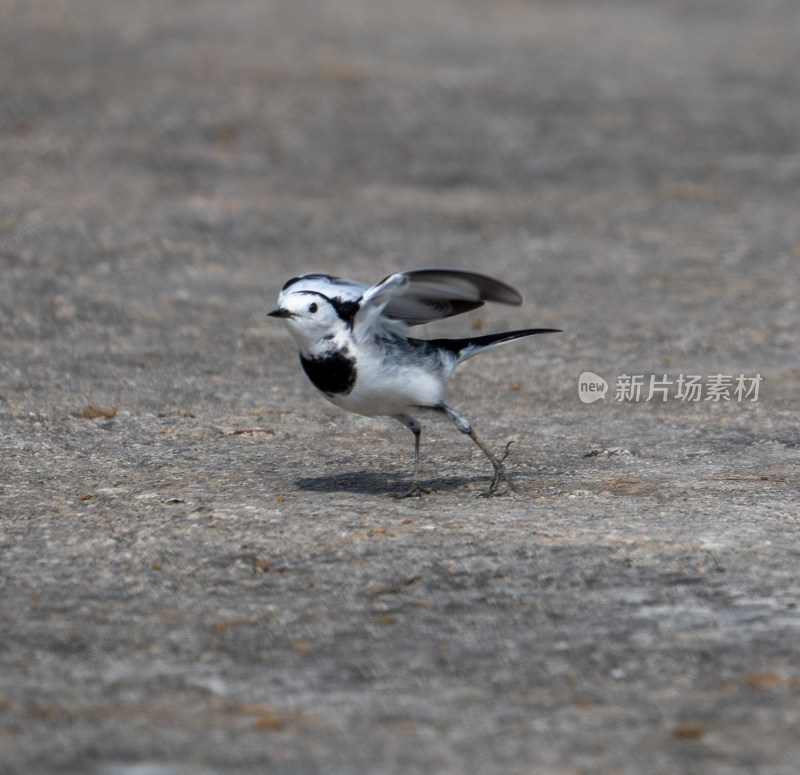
[308,302,318,313]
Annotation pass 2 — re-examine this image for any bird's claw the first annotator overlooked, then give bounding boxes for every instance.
[396,483,432,499]
[479,442,517,497]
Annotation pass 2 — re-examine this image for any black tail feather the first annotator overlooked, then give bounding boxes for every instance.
[428,328,561,360]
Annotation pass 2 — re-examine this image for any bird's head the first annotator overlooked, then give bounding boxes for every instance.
[269,291,354,351]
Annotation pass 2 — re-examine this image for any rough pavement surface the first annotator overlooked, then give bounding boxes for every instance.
[1,1,799,773]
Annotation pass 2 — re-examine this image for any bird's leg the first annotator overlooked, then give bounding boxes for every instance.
[392,414,430,498]
[438,404,516,495]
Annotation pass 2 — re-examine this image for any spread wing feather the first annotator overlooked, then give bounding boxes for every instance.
[355,269,523,336]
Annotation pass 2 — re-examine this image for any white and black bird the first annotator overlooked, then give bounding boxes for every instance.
[269,269,559,496]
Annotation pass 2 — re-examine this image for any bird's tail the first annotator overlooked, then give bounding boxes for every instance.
[429,328,561,364]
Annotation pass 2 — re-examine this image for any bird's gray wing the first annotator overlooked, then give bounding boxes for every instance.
[354,268,523,337]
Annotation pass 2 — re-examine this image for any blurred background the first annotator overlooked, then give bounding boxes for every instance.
[1,1,799,773]
[2,0,798,414]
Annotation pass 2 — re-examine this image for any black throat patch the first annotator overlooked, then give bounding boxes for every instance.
[300,348,357,396]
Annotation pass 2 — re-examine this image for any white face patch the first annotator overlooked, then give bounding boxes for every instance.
[279,292,348,352]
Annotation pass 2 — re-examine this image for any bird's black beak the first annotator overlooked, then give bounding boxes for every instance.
[268,308,294,319]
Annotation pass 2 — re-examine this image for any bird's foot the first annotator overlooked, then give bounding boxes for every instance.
[479,442,517,497]
[396,482,432,499]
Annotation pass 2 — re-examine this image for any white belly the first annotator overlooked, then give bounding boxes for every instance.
[323,359,447,417]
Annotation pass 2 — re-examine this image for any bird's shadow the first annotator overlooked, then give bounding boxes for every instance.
[294,470,481,496]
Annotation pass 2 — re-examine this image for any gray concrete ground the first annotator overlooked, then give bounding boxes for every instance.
[1,1,799,773]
